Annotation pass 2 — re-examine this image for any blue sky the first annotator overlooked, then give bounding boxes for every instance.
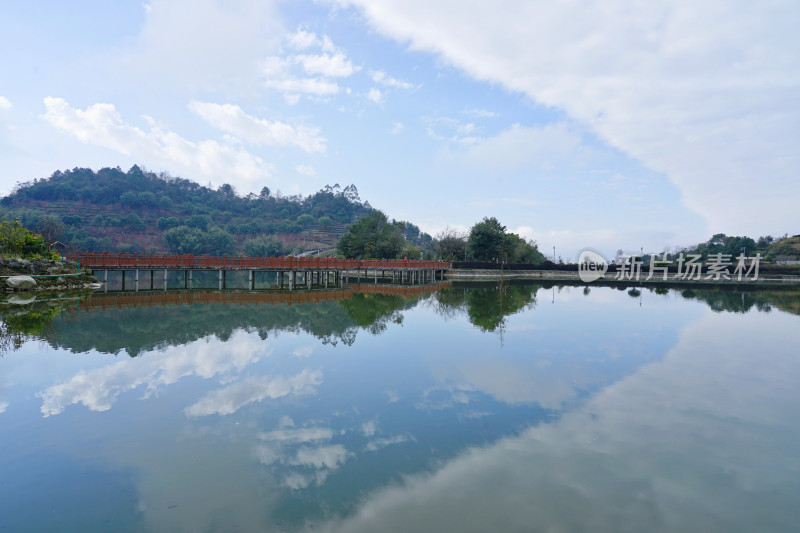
[1,0,797,259]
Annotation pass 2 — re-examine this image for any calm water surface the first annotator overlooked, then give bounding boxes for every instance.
[1,282,799,532]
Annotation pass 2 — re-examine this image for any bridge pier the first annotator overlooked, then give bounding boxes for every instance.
[84,256,448,293]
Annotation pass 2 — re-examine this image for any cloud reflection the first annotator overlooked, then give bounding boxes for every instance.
[38,333,269,417]
[184,369,322,417]
[365,434,415,452]
[309,310,800,532]
[255,423,351,491]
[291,444,349,469]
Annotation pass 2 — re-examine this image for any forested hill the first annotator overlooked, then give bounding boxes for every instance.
[0,165,432,255]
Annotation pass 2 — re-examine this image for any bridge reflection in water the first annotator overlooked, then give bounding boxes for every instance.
[80,283,450,311]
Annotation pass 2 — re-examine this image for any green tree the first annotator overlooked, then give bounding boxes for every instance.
[122,213,145,230]
[163,226,204,254]
[0,218,49,257]
[158,195,173,209]
[243,235,287,257]
[336,210,406,259]
[203,228,236,255]
[157,216,180,230]
[435,226,467,261]
[503,232,545,264]
[34,215,63,249]
[296,213,314,226]
[467,217,506,261]
[187,214,211,231]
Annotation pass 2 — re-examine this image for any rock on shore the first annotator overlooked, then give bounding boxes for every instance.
[1,257,98,291]
[6,275,37,289]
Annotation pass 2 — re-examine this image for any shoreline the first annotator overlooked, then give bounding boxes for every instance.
[445,268,800,288]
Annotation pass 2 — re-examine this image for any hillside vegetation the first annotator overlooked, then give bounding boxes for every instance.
[679,233,800,262]
[0,166,432,256]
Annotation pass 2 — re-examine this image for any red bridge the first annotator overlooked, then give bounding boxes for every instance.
[68,252,451,291]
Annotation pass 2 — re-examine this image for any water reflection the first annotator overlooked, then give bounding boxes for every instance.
[18,285,442,356]
[308,309,800,533]
[431,281,538,332]
[1,284,799,532]
[35,334,274,416]
[5,285,798,358]
[0,292,85,355]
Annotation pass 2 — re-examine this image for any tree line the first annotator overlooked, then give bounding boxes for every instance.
[670,233,798,262]
[336,212,545,264]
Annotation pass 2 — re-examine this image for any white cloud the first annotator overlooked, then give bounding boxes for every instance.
[123,0,283,93]
[260,32,354,102]
[385,390,400,403]
[366,88,384,105]
[188,101,326,154]
[0,401,8,414]
[371,70,416,90]
[282,472,315,490]
[38,334,269,417]
[286,28,336,52]
[290,444,349,470]
[259,55,291,77]
[0,96,11,110]
[295,164,317,177]
[253,422,342,489]
[259,426,334,443]
[361,420,377,437]
[41,97,272,189]
[365,434,414,452]
[431,359,576,410]
[288,29,322,50]
[463,107,498,118]
[342,0,800,235]
[460,122,582,172]
[424,116,477,144]
[253,444,281,466]
[296,53,360,78]
[263,76,340,96]
[321,35,336,53]
[184,368,322,417]
[389,121,404,134]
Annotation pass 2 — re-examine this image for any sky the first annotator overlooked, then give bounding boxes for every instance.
[0,0,797,259]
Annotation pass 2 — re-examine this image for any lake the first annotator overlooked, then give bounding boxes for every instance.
[1,281,799,532]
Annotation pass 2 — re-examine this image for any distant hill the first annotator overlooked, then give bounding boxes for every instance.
[767,235,800,261]
[0,166,432,256]
[677,232,800,263]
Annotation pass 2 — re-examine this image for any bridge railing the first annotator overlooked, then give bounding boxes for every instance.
[67,252,450,270]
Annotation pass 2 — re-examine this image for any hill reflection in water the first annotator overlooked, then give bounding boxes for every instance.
[1,283,799,532]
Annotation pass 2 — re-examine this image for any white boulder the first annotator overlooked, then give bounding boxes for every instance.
[6,275,37,289]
